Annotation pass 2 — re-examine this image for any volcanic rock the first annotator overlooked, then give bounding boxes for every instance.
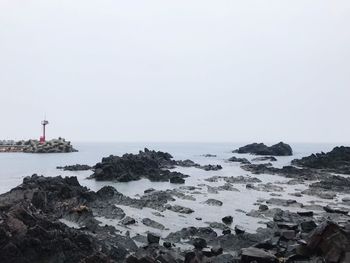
[233,142,293,156]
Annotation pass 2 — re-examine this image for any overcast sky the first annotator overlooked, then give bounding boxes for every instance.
[0,1,349,143]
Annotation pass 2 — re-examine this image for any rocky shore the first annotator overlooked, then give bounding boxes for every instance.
[0,138,77,153]
[1,145,350,262]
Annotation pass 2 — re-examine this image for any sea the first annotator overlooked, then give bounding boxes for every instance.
[0,142,348,236]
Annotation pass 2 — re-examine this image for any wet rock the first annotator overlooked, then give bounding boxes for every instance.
[121,216,136,225]
[218,183,240,192]
[192,238,207,249]
[259,204,269,211]
[292,146,350,174]
[165,227,217,243]
[233,142,293,156]
[252,156,277,162]
[142,218,165,230]
[228,175,262,184]
[201,164,223,171]
[212,254,235,263]
[301,188,336,199]
[304,221,350,262]
[246,183,284,192]
[300,220,317,233]
[234,225,245,235]
[342,197,350,203]
[204,199,223,206]
[202,154,217,157]
[170,176,185,184]
[240,247,278,262]
[147,233,160,244]
[222,229,232,235]
[211,246,223,256]
[280,230,296,240]
[266,198,302,208]
[57,164,92,171]
[165,204,194,214]
[163,241,172,248]
[323,205,349,215]
[144,188,155,194]
[208,222,229,230]
[297,211,313,217]
[308,175,350,193]
[241,164,322,181]
[0,175,137,263]
[176,159,222,171]
[228,156,251,164]
[222,216,233,225]
[90,148,188,182]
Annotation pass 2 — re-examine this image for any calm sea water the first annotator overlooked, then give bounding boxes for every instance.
[1,142,348,235]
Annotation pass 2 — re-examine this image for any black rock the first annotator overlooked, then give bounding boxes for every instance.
[147,233,160,244]
[292,146,350,174]
[228,156,251,164]
[300,220,317,233]
[163,242,172,248]
[192,238,207,250]
[233,142,293,156]
[222,229,232,235]
[241,247,278,263]
[121,216,136,225]
[170,176,185,184]
[204,199,223,206]
[252,156,277,162]
[57,164,92,171]
[234,225,245,235]
[142,218,165,230]
[90,148,188,182]
[259,204,269,211]
[222,216,233,225]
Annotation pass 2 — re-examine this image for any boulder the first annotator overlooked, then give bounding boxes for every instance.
[121,216,136,226]
[147,233,160,244]
[204,199,223,206]
[222,216,233,225]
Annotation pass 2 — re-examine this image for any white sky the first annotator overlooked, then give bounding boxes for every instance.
[0,0,349,143]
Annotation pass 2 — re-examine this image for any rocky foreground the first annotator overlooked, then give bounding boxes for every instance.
[1,145,350,262]
[0,138,77,153]
[0,174,349,263]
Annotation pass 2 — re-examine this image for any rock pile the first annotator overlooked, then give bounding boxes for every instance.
[22,138,77,153]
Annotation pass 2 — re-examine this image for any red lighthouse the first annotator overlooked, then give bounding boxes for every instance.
[40,119,49,143]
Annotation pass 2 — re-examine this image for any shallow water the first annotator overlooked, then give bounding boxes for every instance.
[0,142,349,239]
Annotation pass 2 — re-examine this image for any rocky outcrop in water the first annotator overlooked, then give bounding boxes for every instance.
[57,164,92,171]
[241,163,325,181]
[233,142,293,156]
[89,148,189,182]
[292,146,350,174]
[176,159,222,171]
